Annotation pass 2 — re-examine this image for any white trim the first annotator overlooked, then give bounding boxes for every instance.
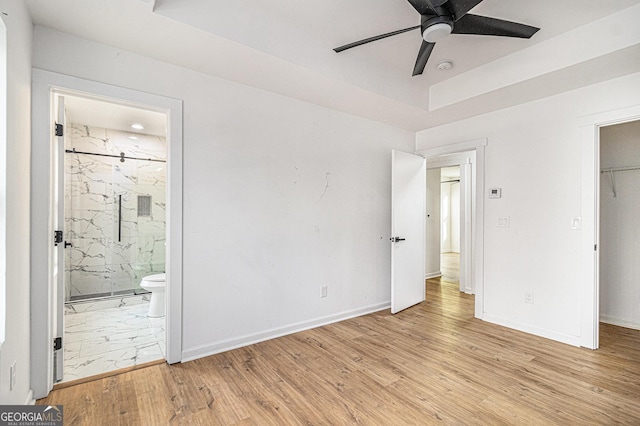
[420,138,487,159]
[600,316,640,331]
[425,271,442,279]
[460,161,473,294]
[579,104,640,350]
[24,389,35,405]
[182,302,390,362]
[0,15,6,348]
[578,105,640,127]
[30,69,184,398]
[417,138,486,320]
[483,314,581,347]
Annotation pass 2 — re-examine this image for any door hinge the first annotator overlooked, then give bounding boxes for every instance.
[53,336,62,351]
[55,123,63,137]
[594,244,597,251]
[54,230,63,246]
[390,236,406,243]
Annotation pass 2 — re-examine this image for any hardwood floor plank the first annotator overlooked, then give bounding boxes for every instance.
[38,278,640,424]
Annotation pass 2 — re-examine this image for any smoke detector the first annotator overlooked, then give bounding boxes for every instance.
[437,61,453,71]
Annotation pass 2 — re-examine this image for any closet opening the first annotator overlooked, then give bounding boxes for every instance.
[599,120,640,341]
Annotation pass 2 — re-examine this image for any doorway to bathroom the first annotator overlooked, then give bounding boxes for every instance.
[59,94,168,383]
[31,69,183,398]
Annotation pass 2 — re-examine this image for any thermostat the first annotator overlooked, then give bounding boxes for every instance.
[489,188,502,199]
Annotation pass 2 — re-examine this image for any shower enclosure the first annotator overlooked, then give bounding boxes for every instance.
[64,123,167,302]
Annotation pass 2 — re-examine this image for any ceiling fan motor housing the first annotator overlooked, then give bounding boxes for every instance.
[421,14,454,42]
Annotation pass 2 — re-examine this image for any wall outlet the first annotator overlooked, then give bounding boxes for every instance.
[524,292,534,304]
[497,217,510,227]
[321,285,328,298]
[10,361,16,391]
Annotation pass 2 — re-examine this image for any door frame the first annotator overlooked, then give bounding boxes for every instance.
[417,138,486,320]
[427,153,474,294]
[30,69,184,398]
[579,103,640,350]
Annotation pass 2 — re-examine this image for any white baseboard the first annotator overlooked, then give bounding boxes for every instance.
[25,389,35,405]
[600,315,640,331]
[425,271,442,279]
[182,302,391,362]
[483,314,581,347]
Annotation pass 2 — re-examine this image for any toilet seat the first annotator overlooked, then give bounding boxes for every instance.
[141,273,165,282]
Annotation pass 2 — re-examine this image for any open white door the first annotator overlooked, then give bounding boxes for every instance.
[52,94,65,382]
[391,150,426,314]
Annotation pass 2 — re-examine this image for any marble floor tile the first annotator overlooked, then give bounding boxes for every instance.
[62,300,165,383]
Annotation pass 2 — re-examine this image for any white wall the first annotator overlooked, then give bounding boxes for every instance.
[0,0,32,404]
[417,72,640,345]
[599,120,640,329]
[31,27,415,360]
[425,168,441,277]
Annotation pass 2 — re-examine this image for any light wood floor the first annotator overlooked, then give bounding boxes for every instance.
[39,279,640,425]
[441,252,460,284]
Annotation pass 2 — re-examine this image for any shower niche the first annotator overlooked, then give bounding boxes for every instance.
[64,123,167,302]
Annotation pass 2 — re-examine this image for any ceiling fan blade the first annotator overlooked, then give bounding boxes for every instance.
[412,41,436,76]
[452,14,540,38]
[334,26,420,53]
[406,0,438,15]
[447,0,483,21]
[425,0,448,7]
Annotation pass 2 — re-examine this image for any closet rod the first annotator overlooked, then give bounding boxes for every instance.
[600,165,640,173]
[600,165,640,198]
[65,148,166,163]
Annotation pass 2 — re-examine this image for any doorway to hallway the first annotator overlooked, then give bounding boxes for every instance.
[440,166,461,285]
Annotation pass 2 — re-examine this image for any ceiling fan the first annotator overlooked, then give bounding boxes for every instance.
[334,0,540,76]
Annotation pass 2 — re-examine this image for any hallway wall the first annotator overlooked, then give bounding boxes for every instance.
[425,168,441,277]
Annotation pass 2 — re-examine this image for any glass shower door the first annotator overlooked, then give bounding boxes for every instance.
[64,123,167,302]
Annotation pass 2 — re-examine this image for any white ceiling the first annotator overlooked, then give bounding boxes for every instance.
[64,96,167,137]
[25,0,640,131]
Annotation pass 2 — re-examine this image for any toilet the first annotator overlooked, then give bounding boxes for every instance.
[140,273,166,317]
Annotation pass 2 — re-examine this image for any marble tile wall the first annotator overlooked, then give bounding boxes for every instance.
[65,123,167,301]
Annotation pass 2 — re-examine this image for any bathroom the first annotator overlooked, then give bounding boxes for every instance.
[61,95,167,383]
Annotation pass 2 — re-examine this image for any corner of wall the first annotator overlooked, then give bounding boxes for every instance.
[0,0,34,405]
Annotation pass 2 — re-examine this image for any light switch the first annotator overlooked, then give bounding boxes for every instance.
[571,217,582,230]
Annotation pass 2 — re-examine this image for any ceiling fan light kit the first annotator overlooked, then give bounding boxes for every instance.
[422,22,452,42]
[333,0,539,76]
